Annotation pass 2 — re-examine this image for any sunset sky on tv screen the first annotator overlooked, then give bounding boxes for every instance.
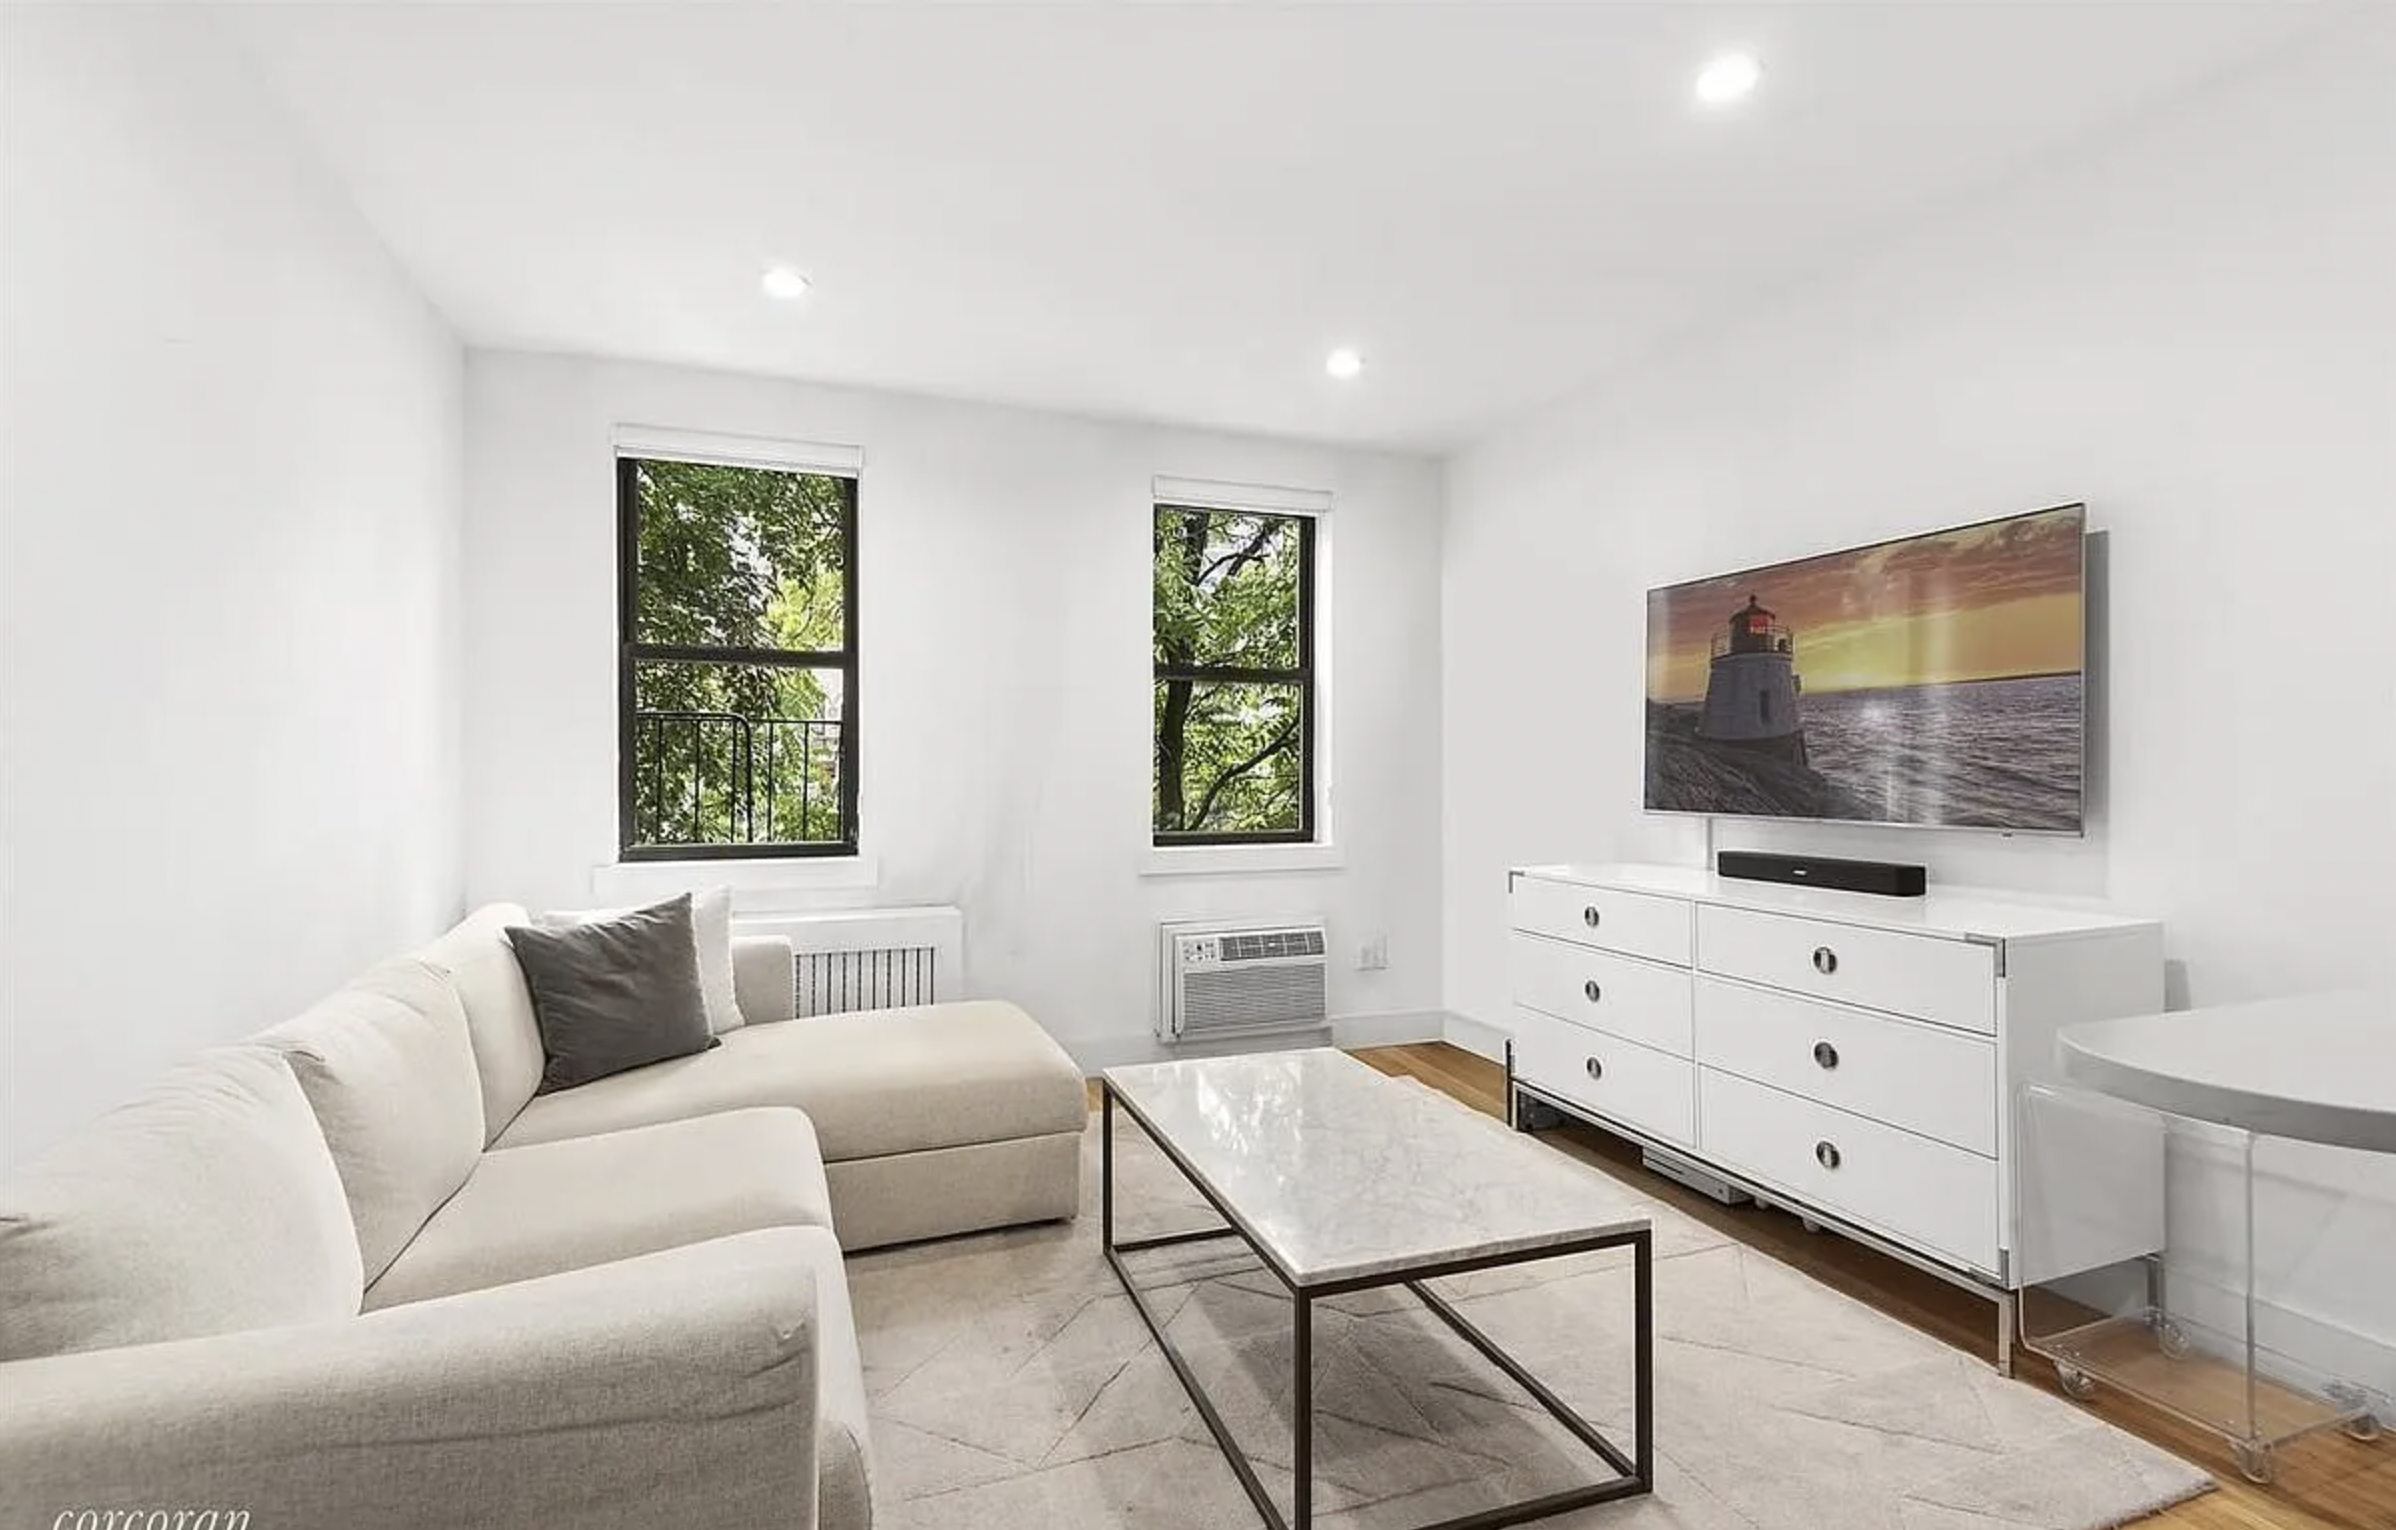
[1646,506,2084,704]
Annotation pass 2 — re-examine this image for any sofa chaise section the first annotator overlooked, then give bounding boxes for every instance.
[487,980,1089,1250]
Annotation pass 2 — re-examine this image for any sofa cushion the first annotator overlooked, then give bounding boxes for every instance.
[0,1046,362,1361]
[541,885,747,1035]
[495,1000,1087,1163]
[366,1107,835,1309]
[258,956,486,1283]
[414,903,542,1143]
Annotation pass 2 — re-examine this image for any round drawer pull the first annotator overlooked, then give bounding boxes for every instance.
[1811,945,1839,976]
[1812,1041,1839,1070]
[1584,1056,1604,1081]
[1815,1140,1842,1170]
[1583,906,1603,928]
[1583,979,1603,1003]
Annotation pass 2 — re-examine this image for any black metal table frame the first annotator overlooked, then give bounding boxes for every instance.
[1100,1080,1655,1530]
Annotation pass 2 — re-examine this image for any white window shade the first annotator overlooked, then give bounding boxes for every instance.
[615,424,862,478]
[1152,475,1332,516]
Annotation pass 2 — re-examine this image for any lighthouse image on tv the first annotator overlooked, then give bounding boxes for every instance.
[1645,504,2087,832]
[1698,594,1807,767]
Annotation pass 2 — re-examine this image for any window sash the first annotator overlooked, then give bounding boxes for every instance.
[1152,507,1315,845]
[617,456,861,860]
[1152,678,1315,846]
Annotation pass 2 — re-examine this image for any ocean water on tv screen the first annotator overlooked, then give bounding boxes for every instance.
[1802,673,2083,831]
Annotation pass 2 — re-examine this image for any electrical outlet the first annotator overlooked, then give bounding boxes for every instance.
[1357,934,1389,972]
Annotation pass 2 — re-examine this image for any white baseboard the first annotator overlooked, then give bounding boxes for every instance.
[1442,1012,1510,1063]
[1060,1009,1449,1075]
[1333,1008,1451,1049]
[1062,1035,1166,1073]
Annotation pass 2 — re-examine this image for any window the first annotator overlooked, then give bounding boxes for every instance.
[618,454,857,859]
[1153,503,1315,844]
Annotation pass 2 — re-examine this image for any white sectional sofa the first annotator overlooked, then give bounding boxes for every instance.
[0,903,1087,1530]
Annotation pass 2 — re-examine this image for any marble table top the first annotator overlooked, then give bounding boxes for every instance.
[1102,1048,1650,1288]
[2058,990,2396,1154]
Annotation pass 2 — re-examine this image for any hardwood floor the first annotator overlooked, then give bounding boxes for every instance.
[1340,1043,2396,1530]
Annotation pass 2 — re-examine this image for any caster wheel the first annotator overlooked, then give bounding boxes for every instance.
[2057,1364,2097,1400]
[2345,1415,2383,1444]
[1798,1217,1824,1235]
[2154,1320,2193,1360]
[2233,1441,2275,1485]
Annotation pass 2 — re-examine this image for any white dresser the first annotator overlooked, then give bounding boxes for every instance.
[1505,862,2164,1367]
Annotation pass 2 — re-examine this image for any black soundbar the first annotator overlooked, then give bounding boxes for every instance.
[1717,851,1926,898]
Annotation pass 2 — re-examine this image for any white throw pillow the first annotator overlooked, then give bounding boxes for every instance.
[539,885,747,1036]
[258,957,487,1283]
[0,1046,363,1362]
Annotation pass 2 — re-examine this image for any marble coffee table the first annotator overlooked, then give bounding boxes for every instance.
[1101,1049,1654,1530]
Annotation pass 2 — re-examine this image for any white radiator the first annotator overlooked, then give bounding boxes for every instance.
[1157,917,1329,1043]
[734,905,962,1017]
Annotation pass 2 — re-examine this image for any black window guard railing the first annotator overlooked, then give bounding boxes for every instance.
[631,710,846,849]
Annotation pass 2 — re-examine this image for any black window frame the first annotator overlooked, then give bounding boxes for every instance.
[1151,503,1317,847]
[616,454,861,862]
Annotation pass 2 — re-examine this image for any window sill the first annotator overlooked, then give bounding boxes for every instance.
[1138,843,1344,878]
[591,854,882,905]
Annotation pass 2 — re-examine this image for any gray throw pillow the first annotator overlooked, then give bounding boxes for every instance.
[535,885,746,1035]
[504,894,716,1093]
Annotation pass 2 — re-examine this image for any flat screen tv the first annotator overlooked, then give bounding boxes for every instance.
[1644,504,2086,834]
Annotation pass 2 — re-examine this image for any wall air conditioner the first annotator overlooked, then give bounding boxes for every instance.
[1157,917,1330,1044]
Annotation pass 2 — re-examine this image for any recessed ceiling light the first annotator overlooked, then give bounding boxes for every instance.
[1694,52,1761,106]
[1325,347,1365,381]
[761,265,812,301]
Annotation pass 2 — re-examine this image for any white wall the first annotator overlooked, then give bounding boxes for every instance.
[462,353,1443,1066]
[1442,20,2393,1390]
[0,6,465,1171]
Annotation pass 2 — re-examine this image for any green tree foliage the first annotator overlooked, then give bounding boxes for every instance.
[1153,507,1308,837]
[627,460,851,848]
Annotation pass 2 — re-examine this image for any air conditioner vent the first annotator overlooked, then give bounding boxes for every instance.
[1221,929,1326,963]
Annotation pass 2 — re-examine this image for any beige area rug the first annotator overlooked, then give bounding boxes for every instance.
[849,1084,2212,1530]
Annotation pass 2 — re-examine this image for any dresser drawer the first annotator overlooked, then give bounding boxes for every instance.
[1699,1069,1998,1274]
[1510,934,1693,1056]
[1696,906,1995,1034]
[1512,1006,1695,1148]
[1511,876,1692,967]
[1693,977,1996,1154]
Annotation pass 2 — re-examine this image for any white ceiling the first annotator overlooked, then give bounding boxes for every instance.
[225,3,2326,452]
